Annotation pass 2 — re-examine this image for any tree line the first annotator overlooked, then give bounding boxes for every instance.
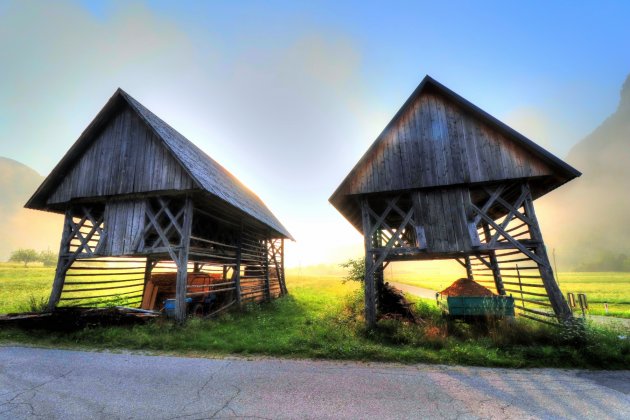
[8,249,57,267]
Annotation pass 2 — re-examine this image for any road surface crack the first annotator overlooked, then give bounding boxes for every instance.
[209,384,241,419]
[0,369,73,416]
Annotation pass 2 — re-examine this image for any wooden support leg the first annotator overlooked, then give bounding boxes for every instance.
[140,258,156,309]
[464,257,474,281]
[375,263,384,297]
[175,197,193,323]
[47,210,74,311]
[361,199,377,328]
[522,184,572,321]
[488,251,506,295]
[280,239,287,295]
[482,222,506,295]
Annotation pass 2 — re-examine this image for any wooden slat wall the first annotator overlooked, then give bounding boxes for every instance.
[47,107,195,205]
[341,92,554,197]
[102,200,146,256]
[415,187,472,253]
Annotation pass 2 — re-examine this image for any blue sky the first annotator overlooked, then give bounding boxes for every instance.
[1,0,629,265]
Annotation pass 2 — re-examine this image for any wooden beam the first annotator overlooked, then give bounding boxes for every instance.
[280,239,287,295]
[174,196,193,323]
[464,256,474,281]
[367,196,398,239]
[470,204,545,265]
[521,184,572,322]
[367,206,415,277]
[47,210,74,311]
[472,184,505,226]
[141,257,154,305]
[361,198,377,328]
[482,222,506,295]
[486,188,528,248]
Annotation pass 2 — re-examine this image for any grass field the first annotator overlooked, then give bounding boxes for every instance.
[1,265,629,368]
[0,263,53,313]
[1,262,628,318]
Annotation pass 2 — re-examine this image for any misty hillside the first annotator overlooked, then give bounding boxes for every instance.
[540,74,630,270]
[0,157,61,261]
[0,157,43,214]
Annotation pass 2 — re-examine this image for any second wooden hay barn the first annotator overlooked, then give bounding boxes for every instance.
[330,76,580,328]
[26,88,293,322]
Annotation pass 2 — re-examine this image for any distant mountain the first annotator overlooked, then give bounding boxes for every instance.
[539,74,630,270]
[0,157,61,261]
[0,157,43,214]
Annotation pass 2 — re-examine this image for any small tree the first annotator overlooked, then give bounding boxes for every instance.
[39,249,57,267]
[340,258,365,283]
[9,248,39,268]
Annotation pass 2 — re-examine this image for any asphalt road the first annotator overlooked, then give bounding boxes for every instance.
[1,346,629,419]
[389,281,438,300]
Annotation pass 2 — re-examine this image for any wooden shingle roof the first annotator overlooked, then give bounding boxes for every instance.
[26,89,293,240]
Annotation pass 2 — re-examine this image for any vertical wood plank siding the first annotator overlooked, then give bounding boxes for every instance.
[47,108,195,205]
[102,200,146,256]
[337,92,554,198]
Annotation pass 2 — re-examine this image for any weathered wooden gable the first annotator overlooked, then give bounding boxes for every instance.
[47,106,196,205]
[342,89,556,197]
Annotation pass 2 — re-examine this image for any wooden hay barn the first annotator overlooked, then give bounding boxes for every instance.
[330,76,581,328]
[26,88,292,322]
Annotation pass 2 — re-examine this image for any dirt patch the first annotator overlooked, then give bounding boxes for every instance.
[378,283,421,323]
[440,278,494,297]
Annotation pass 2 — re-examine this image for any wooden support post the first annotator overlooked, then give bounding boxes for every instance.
[175,197,193,323]
[376,263,384,299]
[141,257,154,303]
[464,256,474,281]
[279,239,287,295]
[361,198,377,328]
[233,225,243,308]
[521,184,572,321]
[47,210,74,311]
[482,222,506,295]
[263,238,271,302]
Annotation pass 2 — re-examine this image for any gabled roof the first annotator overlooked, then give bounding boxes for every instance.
[329,75,581,231]
[331,74,580,198]
[26,89,293,240]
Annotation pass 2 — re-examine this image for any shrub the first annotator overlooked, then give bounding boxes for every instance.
[339,258,365,283]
